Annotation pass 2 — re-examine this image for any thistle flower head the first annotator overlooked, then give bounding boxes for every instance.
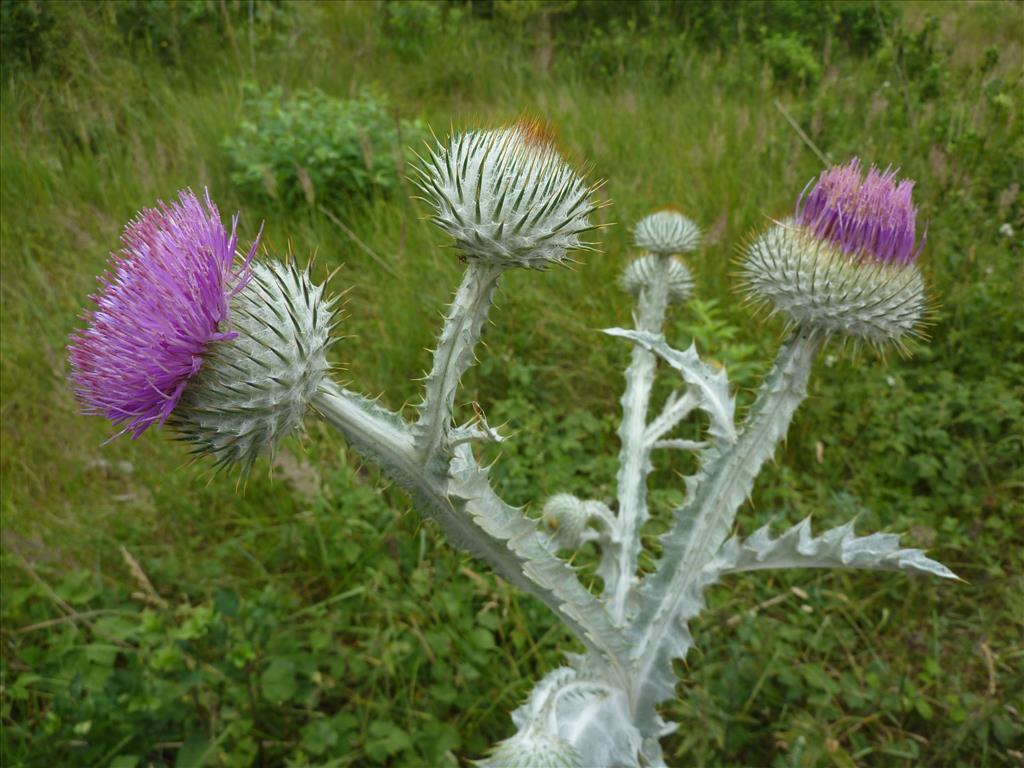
[415,119,600,269]
[741,159,929,350]
[68,189,257,438]
[172,260,337,472]
[621,255,694,305]
[633,209,701,256]
[69,190,337,470]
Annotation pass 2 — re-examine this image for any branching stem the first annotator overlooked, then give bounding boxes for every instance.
[313,381,620,655]
[644,390,699,446]
[609,257,673,623]
[630,330,823,709]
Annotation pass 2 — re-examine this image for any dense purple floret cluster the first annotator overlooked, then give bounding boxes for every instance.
[68,189,259,438]
[795,158,923,265]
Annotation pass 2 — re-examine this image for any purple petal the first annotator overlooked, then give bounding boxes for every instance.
[68,189,259,438]
[795,158,924,265]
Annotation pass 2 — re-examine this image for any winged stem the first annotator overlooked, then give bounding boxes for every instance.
[608,256,673,624]
[630,329,823,715]
[415,261,504,460]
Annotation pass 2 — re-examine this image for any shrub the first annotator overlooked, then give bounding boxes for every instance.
[760,33,822,85]
[383,0,444,58]
[224,86,424,209]
[0,0,56,71]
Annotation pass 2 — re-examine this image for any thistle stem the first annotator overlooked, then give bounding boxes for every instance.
[679,330,823,571]
[609,257,673,623]
[313,384,530,588]
[414,261,504,460]
[312,380,626,660]
[629,329,823,713]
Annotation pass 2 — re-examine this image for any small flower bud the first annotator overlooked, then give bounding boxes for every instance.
[741,159,928,349]
[477,726,581,768]
[541,494,591,550]
[633,210,701,256]
[415,120,600,269]
[621,255,694,304]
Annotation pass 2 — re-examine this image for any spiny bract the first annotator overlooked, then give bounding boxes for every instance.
[172,260,338,472]
[742,223,927,348]
[633,209,701,256]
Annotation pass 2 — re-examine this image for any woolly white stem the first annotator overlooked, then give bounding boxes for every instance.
[609,257,672,624]
[652,439,707,451]
[314,385,629,661]
[629,329,823,717]
[415,261,504,460]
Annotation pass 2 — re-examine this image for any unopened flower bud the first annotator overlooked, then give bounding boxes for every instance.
[633,210,701,256]
[415,120,600,269]
[541,494,591,550]
[621,255,694,304]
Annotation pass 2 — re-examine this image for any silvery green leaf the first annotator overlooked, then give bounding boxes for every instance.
[512,667,579,726]
[554,684,642,767]
[448,445,631,661]
[603,329,737,445]
[583,503,626,594]
[503,667,643,768]
[711,517,959,579]
[449,419,504,447]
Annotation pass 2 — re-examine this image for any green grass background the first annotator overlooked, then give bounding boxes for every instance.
[1,1,1022,766]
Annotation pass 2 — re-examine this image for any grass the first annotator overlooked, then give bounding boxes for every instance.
[1,1,1022,766]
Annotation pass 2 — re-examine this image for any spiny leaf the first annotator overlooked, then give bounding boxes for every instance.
[711,516,959,579]
[604,329,737,445]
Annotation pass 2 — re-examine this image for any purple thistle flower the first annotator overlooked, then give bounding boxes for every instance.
[795,158,925,265]
[68,189,259,439]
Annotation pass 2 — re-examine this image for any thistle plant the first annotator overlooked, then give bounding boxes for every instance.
[69,128,956,767]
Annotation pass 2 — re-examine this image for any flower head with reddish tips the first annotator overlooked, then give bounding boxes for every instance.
[795,158,924,266]
[68,189,259,438]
